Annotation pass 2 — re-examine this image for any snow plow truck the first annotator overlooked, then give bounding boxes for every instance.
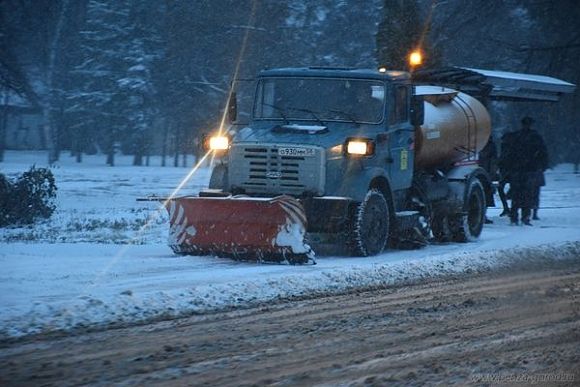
[162,66,574,264]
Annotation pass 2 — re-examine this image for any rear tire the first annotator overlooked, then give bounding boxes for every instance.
[348,189,390,256]
[452,178,486,242]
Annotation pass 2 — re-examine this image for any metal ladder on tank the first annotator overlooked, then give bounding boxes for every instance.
[453,94,478,163]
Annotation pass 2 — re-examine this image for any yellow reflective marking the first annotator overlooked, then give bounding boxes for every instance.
[400,150,408,170]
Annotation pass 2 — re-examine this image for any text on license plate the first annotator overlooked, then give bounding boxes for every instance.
[278,147,315,157]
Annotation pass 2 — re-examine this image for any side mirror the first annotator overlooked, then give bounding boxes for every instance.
[410,94,424,126]
[227,92,237,123]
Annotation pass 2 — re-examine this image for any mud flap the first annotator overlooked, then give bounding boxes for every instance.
[166,195,314,264]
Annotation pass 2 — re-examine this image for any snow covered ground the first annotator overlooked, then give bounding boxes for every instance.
[1,151,580,339]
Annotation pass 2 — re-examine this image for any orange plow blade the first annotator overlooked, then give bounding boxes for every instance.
[165,196,314,264]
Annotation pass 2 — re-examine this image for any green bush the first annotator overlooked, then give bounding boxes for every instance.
[0,167,57,227]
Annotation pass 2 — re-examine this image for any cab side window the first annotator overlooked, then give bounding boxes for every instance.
[389,85,408,125]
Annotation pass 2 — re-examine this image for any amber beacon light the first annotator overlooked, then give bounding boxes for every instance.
[409,50,423,67]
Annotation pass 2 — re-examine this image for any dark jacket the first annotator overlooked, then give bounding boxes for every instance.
[511,129,548,173]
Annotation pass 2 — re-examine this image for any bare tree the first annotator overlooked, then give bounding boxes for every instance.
[44,0,70,164]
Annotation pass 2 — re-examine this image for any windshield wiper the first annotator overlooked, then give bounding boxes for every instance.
[286,106,326,126]
[262,103,326,126]
[328,109,361,126]
[262,102,289,124]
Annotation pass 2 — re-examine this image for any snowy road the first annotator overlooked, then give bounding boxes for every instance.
[1,152,580,339]
[1,258,578,386]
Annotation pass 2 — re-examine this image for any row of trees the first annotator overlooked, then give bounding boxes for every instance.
[0,0,382,165]
[1,0,578,166]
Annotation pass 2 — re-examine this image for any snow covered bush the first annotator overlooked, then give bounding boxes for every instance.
[0,167,57,226]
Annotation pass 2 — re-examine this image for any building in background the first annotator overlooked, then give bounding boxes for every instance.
[1,88,44,150]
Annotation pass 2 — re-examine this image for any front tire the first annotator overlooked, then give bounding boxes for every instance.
[348,189,390,256]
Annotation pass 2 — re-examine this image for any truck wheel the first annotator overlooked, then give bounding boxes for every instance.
[348,189,390,256]
[452,178,485,242]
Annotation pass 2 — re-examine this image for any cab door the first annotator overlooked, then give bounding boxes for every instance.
[387,84,414,191]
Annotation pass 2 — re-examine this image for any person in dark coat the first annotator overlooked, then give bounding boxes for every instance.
[498,130,518,217]
[508,117,548,225]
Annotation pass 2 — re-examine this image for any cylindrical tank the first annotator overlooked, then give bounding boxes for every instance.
[414,86,491,170]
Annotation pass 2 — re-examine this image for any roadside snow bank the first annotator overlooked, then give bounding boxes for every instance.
[1,241,579,340]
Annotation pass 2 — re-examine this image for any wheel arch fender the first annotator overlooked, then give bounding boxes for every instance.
[446,165,491,210]
[368,175,396,224]
[336,167,394,203]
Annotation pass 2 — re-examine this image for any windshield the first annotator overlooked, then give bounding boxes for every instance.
[253,77,385,124]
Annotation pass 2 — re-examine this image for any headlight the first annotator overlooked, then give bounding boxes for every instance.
[345,138,375,156]
[208,135,229,151]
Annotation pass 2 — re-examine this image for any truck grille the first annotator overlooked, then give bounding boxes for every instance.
[228,144,325,196]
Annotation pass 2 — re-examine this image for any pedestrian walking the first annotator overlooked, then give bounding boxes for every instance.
[508,117,548,225]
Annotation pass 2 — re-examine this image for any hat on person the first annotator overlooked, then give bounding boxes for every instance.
[521,116,534,125]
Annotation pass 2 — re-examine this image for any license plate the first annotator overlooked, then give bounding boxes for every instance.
[278,147,315,157]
